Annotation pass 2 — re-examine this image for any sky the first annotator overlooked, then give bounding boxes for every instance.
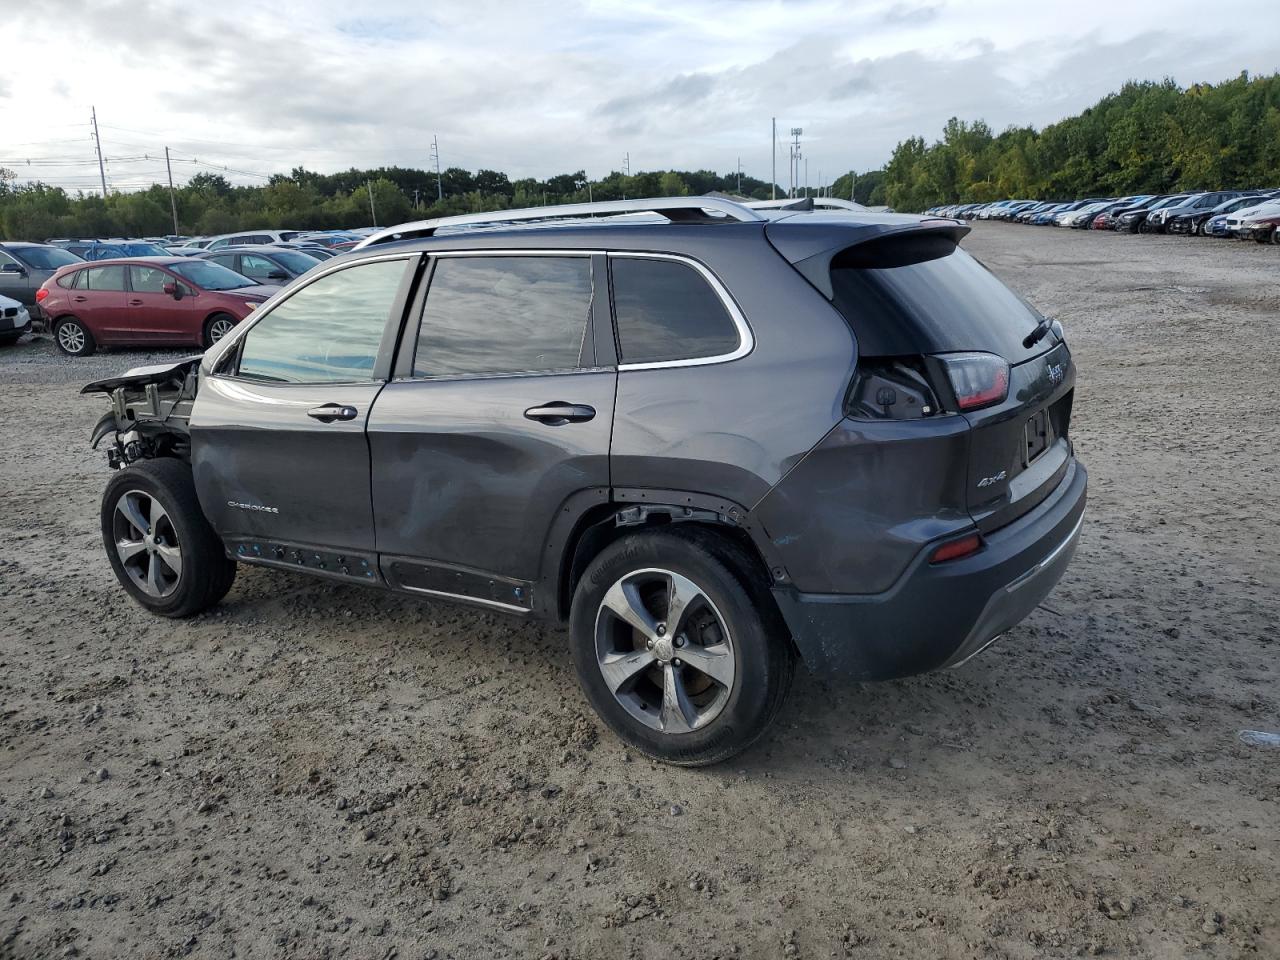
[3,0,1278,193]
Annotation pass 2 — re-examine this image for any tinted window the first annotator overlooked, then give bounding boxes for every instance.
[830,240,1044,362]
[130,265,170,293]
[237,259,406,383]
[412,256,592,378]
[610,257,739,365]
[84,265,127,291]
[56,270,81,289]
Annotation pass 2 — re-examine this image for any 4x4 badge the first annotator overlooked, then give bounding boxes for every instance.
[1047,362,1064,386]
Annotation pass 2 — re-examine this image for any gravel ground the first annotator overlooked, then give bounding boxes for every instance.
[1,224,1277,960]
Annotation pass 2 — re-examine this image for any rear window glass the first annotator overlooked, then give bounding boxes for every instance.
[610,257,739,365]
[413,256,592,378]
[829,238,1044,362]
[83,265,127,291]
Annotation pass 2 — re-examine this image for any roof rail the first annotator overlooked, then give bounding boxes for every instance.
[747,197,867,212]
[353,196,765,249]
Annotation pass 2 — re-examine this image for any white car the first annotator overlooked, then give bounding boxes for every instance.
[1224,199,1280,237]
[204,229,305,251]
[0,292,32,345]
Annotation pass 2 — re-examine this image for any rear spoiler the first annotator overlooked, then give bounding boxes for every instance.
[81,356,202,396]
[766,218,970,299]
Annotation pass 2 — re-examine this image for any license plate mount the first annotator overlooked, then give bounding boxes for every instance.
[1025,409,1051,464]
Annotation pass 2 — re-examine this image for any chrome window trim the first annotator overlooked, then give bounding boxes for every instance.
[606,251,754,371]
[207,252,416,365]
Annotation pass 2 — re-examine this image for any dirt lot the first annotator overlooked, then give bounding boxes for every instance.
[1,224,1277,960]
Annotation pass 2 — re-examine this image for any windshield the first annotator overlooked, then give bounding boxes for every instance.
[272,251,321,274]
[11,246,84,270]
[171,259,255,291]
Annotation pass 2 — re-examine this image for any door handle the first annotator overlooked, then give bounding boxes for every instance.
[73,296,87,302]
[306,403,359,423]
[128,299,143,306]
[523,402,596,425]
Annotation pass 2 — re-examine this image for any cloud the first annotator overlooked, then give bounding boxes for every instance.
[4,0,1279,191]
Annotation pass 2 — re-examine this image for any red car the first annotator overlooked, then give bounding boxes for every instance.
[37,257,281,356]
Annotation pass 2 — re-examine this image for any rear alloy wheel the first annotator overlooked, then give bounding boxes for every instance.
[594,568,737,735]
[55,317,95,356]
[570,528,794,766]
[203,313,237,347]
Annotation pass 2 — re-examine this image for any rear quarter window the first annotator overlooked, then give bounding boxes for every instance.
[610,257,740,365]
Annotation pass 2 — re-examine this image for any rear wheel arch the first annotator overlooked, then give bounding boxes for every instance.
[554,492,782,623]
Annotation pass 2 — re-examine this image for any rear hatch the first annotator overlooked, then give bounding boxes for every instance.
[767,215,1075,533]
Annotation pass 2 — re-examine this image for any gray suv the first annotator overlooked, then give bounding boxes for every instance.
[84,197,1086,765]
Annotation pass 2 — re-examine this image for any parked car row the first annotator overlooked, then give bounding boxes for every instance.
[928,191,1280,242]
[0,227,367,351]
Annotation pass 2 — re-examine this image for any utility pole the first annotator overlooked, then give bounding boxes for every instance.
[849,170,856,203]
[587,180,593,203]
[412,188,420,210]
[771,117,777,199]
[736,156,742,195]
[804,158,809,198]
[91,105,108,197]
[622,152,630,200]
[164,146,179,235]
[789,128,802,198]
[366,180,378,226]
[431,135,443,201]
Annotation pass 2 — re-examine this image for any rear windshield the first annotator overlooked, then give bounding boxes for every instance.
[829,236,1046,362]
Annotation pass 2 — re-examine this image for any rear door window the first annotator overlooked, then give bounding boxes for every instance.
[609,256,740,365]
[83,265,127,291]
[236,259,407,383]
[412,256,593,378]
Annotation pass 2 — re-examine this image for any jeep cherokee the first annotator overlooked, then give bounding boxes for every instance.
[84,196,1086,766]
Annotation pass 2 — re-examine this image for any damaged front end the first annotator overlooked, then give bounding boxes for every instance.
[82,356,202,469]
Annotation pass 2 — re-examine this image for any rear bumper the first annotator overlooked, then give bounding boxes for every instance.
[772,459,1087,680]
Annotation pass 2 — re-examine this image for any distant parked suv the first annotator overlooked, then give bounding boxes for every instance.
[82,198,1086,765]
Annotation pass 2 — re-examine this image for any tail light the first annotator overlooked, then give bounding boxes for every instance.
[939,352,1009,410]
[930,532,983,564]
[35,288,49,303]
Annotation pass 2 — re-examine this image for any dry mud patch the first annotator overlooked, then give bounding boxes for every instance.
[1,224,1277,959]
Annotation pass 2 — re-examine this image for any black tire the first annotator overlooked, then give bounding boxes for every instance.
[569,527,794,766]
[54,316,95,356]
[203,312,237,347]
[100,458,236,618]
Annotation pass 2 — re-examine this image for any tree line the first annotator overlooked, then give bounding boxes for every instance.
[879,72,1280,211]
[2,71,1276,238]
[0,165,789,241]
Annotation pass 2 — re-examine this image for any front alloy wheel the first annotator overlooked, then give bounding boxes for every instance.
[595,568,736,734]
[205,314,236,345]
[112,489,183,598]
